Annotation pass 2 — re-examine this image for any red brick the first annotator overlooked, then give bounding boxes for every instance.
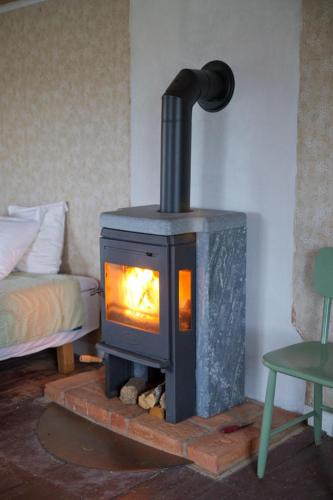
[44,368,103,404]
[44,382,66,405]
[111,404,145,435]
[85,392,116,427]
[83,381,106,397]
[187,425,260,474]
[128,414,208,456]
[64,386,123,429]
[252,406,301,438]
[271,407,299,427]
[224,400,263,422]
[77,378,121,428]
[87,394,143,434]
[64,388,89,417]
[189,401,263,432]
[270,407,305,442]
[189,413,232,431]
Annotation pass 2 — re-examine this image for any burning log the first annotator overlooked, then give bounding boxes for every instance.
[138,383,164,410]
[120,377,146,405]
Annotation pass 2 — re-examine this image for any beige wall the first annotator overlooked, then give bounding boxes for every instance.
[293,0,333,338]
[293,0,333,400]
[0,0,130,279]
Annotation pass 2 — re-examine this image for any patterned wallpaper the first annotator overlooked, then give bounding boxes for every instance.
[0,0,130,279]
[293,0,333,400]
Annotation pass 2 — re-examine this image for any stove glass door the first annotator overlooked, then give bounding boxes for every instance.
[104,262,160,334]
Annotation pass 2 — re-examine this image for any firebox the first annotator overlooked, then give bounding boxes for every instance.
[98,60,246,424]
[99,228,196,422]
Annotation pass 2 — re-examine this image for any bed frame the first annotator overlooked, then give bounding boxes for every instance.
[0,275,100,373]
[56,343,75,374]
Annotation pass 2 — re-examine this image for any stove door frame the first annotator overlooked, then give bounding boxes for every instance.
[100,232,170,361]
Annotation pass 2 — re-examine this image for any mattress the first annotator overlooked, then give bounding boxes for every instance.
[0,276,100,361]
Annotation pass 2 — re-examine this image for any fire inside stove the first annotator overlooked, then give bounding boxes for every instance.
[105,263,160,333]
[104,263,192,334]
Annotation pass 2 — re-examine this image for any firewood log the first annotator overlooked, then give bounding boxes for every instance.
[160,392,166,410]
[79,355,103,364]
[138,389,152,410]
[149,406,165,419]
[120,378,146,405]
[138,382,164,409]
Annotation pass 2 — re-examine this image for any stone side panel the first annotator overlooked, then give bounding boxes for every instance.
[196,226,246,417]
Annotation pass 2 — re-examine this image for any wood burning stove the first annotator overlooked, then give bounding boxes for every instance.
[98,60,245,424]
[99,228,196,423]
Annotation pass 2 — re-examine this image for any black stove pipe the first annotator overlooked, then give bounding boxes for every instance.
[159,60,235,213]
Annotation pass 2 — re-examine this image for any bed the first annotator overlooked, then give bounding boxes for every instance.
[0,273,100,374]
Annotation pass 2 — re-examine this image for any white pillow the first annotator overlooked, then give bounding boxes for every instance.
[0,217,40,280]
[8,202,68,274]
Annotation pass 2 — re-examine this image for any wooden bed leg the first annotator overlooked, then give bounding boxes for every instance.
[57,343,74,375]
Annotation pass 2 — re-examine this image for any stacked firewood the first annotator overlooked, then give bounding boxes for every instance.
[119,377,166,419]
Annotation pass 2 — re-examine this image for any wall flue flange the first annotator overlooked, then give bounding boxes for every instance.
[159,60,235,213]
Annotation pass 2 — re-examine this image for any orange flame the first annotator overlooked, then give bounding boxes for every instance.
[123,267,159,320]
[105,263,192,334]
[104,262,160,333]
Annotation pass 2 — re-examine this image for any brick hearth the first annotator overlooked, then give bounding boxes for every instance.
[44,367,303,475]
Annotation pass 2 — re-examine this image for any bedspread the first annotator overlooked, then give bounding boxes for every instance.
[0,273,84,348]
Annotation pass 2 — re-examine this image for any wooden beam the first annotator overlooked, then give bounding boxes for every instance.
[57,343,74,375]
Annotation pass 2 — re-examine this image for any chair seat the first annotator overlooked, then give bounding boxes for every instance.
[263,341,333,388]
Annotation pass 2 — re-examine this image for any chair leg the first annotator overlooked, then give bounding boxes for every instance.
[257,369,277,479]
[314,383,323,446]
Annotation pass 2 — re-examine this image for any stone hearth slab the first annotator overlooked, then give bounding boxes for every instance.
[44,368,304,475]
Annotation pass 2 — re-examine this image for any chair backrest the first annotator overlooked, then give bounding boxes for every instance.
[314,247,333,344]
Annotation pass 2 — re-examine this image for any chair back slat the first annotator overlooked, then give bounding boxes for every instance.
[320,297,332,344]
[315,248,333,344]
[315,248,333,298]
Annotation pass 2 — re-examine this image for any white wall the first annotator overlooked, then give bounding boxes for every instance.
[130,0,305,411]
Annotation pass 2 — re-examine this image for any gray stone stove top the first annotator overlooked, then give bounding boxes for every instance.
[100,205,246,235]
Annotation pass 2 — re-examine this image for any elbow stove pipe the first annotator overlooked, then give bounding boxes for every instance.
[159,60,235,213]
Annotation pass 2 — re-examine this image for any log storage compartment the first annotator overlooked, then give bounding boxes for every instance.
[99,228,196,423]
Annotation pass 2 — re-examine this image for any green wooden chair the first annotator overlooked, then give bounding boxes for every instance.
[257,247,333,479]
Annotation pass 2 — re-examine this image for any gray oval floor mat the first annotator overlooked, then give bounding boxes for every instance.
[38,403,191,471]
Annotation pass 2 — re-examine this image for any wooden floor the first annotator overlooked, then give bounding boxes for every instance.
[1,351,333,499]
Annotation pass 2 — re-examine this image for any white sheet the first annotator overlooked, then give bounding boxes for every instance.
[0,275,100,361]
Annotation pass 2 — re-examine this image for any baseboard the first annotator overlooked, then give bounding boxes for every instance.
[304,404,333,437]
